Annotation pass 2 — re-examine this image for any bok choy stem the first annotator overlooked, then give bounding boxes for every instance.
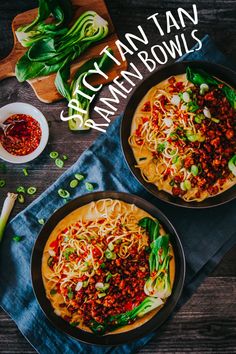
[0,193,17,242]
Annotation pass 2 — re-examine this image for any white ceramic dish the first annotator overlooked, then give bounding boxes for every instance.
[0,102,49,164]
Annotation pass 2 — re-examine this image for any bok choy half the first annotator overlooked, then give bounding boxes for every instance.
[139,217,172,299]
[15,11,109,82]
[55,49,114,130]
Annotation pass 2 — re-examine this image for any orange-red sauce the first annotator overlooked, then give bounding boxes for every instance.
[0,114,42,156]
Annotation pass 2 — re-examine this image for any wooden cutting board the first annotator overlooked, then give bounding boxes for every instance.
[0,0,127,103]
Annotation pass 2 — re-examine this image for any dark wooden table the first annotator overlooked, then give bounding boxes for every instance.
[0,0,236,352]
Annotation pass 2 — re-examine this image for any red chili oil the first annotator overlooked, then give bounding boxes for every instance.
[0,114,42,156]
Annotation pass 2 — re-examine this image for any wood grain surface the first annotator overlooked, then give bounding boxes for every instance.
[0,0,127,103]
[0,0,236,353]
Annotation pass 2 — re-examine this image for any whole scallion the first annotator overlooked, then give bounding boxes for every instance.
[0,193,18,242]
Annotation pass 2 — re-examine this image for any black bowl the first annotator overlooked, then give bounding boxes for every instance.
[121,61,236,208]
[31,191,185,346]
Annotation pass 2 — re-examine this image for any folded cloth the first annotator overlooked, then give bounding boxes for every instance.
[1,35,236,354]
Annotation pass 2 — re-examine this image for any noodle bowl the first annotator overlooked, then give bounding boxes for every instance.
[42,198,175,335]
[129,71,236,202]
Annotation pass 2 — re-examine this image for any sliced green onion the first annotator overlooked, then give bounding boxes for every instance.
[22,168,28,176]
[55,158,64,168]
[98,293,106,298]
[169,180,175,187]
[0,193,17,242]
[18,194,25,204]
[106,273,113,282]
[16,186,25,193]
[85,182,94,191]
[157,142,166,152]
[12,235,23,242]
[200,83,209,95]
[67,287,74,300]
[100,263,106,269]
[0,180,6,188]
[50,289,57,295]
[70,179,78,188]
[191,165,199,176]
[50,151,59,159]
[58,189,70,199]
[27,187,37,195]
[38,218,45,225]
[108,242,114,251]
[228,155,236,176]
[211,118,220,123]
[181,180,192,191]
[62,155,68,160]
[75,173,84,181]
[194,114,204,124]
[172,156,179,164]
[105,249,116,260]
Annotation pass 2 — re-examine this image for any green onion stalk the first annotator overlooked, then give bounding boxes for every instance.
[0,193,17,242]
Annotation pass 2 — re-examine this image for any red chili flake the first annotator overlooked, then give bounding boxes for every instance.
[0,114,42,156]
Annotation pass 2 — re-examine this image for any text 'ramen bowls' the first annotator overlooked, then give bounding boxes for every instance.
[121,61,236,208]
[31,192,185,345]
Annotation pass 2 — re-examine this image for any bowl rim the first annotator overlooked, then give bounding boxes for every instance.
[0,102,49,164]
[120,60,236,209]
[31,191,186,346]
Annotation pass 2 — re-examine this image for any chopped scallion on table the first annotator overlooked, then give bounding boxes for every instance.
[38,219,45,225]
[22,168,28,176]
[16,186,26,193]
[70,179,78,188]
[75,173,84,181]
[27,187,37,195]
[50,151,59,159]
[62,155,68,160]
[55,158,64,168]
[12,235,23,242]
[18,194,25,204]
[85,182,94,191]
[0,180,6,188]
[58,189,70,199]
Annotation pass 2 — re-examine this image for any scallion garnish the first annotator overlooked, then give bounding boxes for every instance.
[75,173,84,181]
[12,235,23,242]
[70,179,78,188]
[55,158,64,168]
[49,151,59,159]
[0,180,6,188]
[22,168,28,176]
[18,194,25,204]
[27,187,37,195]
[85,182,94,191]
[58,189,70,199]
[16,186,25,193]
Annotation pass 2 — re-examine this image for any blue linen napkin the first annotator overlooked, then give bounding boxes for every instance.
[1,35,236,354]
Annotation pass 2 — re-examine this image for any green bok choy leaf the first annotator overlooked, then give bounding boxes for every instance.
[15,0,72,47]
[55,48,113,130]
[186,66,236,109]
[15,11,109,82]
